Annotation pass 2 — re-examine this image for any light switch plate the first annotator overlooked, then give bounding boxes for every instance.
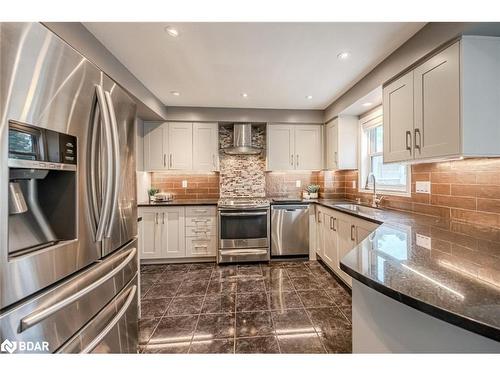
[182,180,188,188]
[295,180,302,188]
[416,181,431,194]
[416,233,432,250]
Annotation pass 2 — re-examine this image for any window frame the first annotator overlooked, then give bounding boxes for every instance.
[358,107,411,197]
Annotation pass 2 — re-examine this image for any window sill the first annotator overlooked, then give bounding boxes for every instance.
[358,188,411,198]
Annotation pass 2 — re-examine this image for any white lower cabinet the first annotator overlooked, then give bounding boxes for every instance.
[315,205,379,286]
[139,205,216,261]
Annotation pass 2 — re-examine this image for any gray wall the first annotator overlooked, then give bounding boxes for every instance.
[43,22,167,121]
[165,106,324,124]
[324,22,500,122]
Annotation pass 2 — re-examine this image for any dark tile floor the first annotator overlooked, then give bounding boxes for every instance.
[138,260,352,354]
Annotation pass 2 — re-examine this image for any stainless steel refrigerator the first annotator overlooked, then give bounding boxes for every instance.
[0,22,138,353]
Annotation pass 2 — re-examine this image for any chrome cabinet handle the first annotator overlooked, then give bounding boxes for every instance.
[296,154,299,168]
[104,91,120,239]
[414,128,421,152]
[290,154,294,166]
[332,217,337,232]
[330,217,333,230]
[317,212,321,223]
[405,130,412,153]
[169,154,173,168]
[20,248,137,332]
[163,154,166,167]
[81,285,137,354]
[162,212,165,224]
[350,224,356,242]
[155,213,158,224]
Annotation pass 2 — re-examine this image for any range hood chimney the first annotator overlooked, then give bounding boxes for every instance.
[223,123,262,155]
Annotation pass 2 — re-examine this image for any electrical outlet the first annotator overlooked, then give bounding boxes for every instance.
[416,181,431,194]
[295,180,302,188]
[352,181,356,188]
[182,180,188,188]
[416,233,432,250]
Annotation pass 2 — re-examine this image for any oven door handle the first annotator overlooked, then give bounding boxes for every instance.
[220,212,268,217]
[219,249,269,256]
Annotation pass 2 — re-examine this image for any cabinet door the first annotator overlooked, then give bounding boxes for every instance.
[383,71,414,163]
[168,122,193,170]
[294,125,322,170]
[322,213,339,270]
[144,122,168,170]
[139,210,162,259]
[414,42,460,159]
[337,216,356,286]
[193,122,218,171]
[161,207,186,258]
[316,209,325,257]
[267,124,295,170]
[325,119,338,170]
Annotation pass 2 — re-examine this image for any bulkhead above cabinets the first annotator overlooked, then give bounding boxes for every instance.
[383,36,500,164]
[141,121,219,172]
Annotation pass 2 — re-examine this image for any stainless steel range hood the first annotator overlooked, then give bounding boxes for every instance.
[223,123,262,155]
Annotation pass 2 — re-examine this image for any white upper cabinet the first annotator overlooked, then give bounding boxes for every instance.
[383,37,500,163]
[325,116,358,170]
[143,122,169,170]
[142,122,219,172]
[383,71,414,163]
[267,124,295,170]
[267,124,322,171]
[168,122,193,170]
[414,42,460,159]
[294,125,322,170]
[193,122,219,171]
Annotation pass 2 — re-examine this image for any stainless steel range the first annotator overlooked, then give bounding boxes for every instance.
[217,197,270,263]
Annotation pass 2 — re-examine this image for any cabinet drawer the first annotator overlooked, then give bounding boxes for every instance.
[186,216,216,227]
[185,206,216,217]
[186,236,216,257]
[186,226,217,237]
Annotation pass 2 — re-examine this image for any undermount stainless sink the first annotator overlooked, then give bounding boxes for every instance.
[333,203,379,215]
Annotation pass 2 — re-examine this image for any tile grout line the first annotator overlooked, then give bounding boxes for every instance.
[187,265,212,353]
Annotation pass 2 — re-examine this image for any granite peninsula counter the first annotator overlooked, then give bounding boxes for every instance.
[312,200,500,352]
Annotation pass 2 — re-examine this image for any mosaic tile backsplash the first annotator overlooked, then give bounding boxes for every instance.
[219,125,266,197]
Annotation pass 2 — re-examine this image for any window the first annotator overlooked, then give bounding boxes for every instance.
[359,108,410,195]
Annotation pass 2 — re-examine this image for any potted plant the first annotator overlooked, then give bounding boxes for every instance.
[148,188,159,203]
[306,184,320,199]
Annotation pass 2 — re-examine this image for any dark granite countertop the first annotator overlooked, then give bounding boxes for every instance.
[138,199,218,207]
[313,199,500,342]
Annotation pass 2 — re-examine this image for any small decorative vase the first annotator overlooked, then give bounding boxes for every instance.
[309,192,318,199]
[303,192,311,199]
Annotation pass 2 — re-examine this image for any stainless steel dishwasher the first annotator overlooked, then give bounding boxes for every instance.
[271,204,309,256]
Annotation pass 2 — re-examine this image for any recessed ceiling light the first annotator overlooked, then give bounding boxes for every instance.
[241,93,248,98]
[306,95,313,100]
[337,51,350,60]
[165,26,179,37]
[362,102,372,107]
[170,91,180,96]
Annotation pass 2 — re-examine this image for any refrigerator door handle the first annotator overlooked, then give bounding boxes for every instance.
[19,247,137,332]
[104,90,120,238]
[81,285,137,353]
[93,85,114,242]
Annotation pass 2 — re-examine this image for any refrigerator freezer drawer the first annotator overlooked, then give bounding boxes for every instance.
[0,239,138,353]
[57,275,138,353]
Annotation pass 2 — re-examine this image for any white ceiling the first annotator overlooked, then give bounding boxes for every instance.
[84,22,425,110]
